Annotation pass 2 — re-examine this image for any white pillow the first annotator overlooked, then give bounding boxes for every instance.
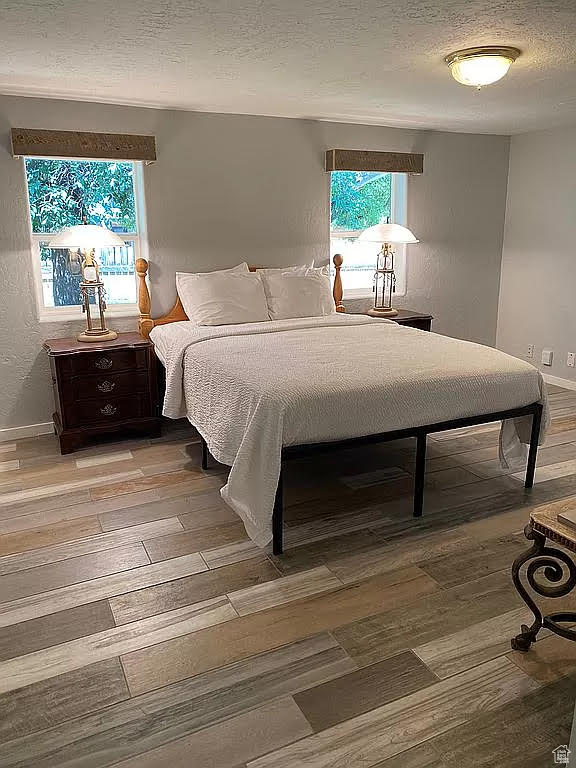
[260,270,335,321]
[177,271,269,326]
[256,262,313,277]
[307,264,329,276]
[176,261,248,284]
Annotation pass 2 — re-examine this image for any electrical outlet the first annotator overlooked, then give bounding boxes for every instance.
[541,349,553,366]
[527,344,534,359]
[568,352,575,368]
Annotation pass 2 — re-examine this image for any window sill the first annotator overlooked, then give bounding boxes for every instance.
[38,305,139,324]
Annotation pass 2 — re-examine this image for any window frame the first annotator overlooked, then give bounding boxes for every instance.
[330,171,408,300]
[24,157,148,323]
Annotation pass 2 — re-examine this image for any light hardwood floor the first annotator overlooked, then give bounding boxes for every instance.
[0,385,575,766]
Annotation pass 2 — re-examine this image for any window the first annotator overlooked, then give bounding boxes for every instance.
[330,171,407,297]
[24,158,146,319]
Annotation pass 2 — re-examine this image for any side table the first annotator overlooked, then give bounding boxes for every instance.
[44,332,161,454]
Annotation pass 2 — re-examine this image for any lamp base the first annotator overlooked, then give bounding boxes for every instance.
[77,329,118,343]
[367,307,399,318]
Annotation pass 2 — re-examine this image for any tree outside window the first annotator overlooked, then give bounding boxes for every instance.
[25,158,140,309]
[330,171,391,232]
[330,171,406,295]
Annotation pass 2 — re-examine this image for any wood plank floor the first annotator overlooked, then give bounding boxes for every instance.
[0,386,575,767]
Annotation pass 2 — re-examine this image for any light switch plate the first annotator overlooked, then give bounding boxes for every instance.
[541,349,553,366]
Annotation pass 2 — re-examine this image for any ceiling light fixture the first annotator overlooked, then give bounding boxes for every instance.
[445,46,521,88]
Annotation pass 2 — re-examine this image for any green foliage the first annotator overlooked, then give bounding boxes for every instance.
[26,159,137,306]
[330,171,391,232]
[25,158,137,234]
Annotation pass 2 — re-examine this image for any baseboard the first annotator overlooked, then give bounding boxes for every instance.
[542,373,576,392]
[0,421,54,443]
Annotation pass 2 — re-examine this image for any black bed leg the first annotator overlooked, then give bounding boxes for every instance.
[272,467,284,556]
[414,432,427,518]
[200,436,209,471]
[525,404,543,489]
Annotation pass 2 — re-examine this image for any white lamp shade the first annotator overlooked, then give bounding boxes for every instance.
[449,55,512,87]
[445,47,520,88]
[48,224,127,249]
[358,223,419,244]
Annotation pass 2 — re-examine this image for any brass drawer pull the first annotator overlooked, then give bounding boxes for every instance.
[95,357,113,370]
[97,380,116,393]
[100,404,118,416]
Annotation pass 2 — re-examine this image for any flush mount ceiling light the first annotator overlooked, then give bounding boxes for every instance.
[445,46,521,88]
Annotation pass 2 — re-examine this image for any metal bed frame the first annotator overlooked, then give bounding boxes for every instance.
[138,257,544,556]
[200,401,543,555]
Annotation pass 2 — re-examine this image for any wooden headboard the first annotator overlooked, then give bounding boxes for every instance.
[136,255,346,339]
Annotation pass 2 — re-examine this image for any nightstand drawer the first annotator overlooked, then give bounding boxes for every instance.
[61,348,148,378]
[61,370,150,401]
[65,394,150,428]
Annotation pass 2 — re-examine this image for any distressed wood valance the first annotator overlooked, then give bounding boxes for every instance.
[325,149,423,174]
[11,128,156,162]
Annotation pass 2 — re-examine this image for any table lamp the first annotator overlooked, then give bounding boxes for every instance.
[359,223,419,317]
[48,223,127,342]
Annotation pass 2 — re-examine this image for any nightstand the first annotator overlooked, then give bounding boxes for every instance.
[44,332,161,454]
[391,309,433,331]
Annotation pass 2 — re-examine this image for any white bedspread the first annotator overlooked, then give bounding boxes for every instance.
[151,315,549,547]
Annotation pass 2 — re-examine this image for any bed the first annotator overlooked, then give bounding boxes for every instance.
[136,256,548,555]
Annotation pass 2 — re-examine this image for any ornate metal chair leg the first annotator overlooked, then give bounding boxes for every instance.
[511,521,576,651]
[511,523,545,651]
[511,622,542,652]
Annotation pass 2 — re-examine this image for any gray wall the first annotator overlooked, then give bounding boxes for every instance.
[0,95,510,432]
[497,126,576,384]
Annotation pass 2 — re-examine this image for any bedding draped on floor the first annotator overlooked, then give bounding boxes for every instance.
[152,315,549,547]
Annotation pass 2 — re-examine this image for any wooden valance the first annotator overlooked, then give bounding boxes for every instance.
[325,149,423,174]
[11,128,156,162]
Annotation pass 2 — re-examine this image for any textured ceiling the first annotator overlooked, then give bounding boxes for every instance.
[1,0,575,134]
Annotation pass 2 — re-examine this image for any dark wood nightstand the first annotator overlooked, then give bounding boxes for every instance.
[391,309,433,331]
[44,332,161,454]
